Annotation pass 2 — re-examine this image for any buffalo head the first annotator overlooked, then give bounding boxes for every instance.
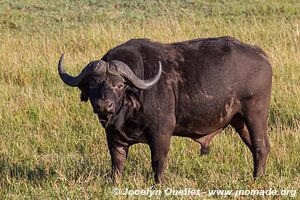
[58,54,162,126]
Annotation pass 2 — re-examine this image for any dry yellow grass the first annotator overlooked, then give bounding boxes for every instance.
[0,0,299,199]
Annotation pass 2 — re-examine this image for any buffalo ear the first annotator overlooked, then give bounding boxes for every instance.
[125,87,141,110]
[79,86,88,102]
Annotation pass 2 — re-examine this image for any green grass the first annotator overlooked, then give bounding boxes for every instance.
[0,0,299,199]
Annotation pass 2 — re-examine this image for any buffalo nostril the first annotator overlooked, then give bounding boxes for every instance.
[107,102,113,108]
[93,105,100,113]
[95,104,101,112]
[106,102,114,113]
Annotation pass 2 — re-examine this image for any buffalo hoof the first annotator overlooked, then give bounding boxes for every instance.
[200,147,210,155]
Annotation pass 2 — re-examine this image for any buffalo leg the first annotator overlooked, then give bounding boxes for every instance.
[243,100,270,178]
[149,134,171,184]
[230,115,252,152]
[106,135,129,184]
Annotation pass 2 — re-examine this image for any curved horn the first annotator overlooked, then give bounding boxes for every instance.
[110,60,162,90]
[58,54,105,87]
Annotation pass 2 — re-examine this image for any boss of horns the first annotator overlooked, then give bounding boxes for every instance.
[58,54,162,90]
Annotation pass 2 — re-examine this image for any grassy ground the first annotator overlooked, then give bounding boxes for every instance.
[0,0,299,199]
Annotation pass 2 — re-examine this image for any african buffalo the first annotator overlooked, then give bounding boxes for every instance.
[58,36,272,183]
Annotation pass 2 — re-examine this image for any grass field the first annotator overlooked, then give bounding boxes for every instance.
[0,0,300,199]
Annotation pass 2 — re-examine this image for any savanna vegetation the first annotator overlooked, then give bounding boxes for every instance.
[0,0,299,199]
